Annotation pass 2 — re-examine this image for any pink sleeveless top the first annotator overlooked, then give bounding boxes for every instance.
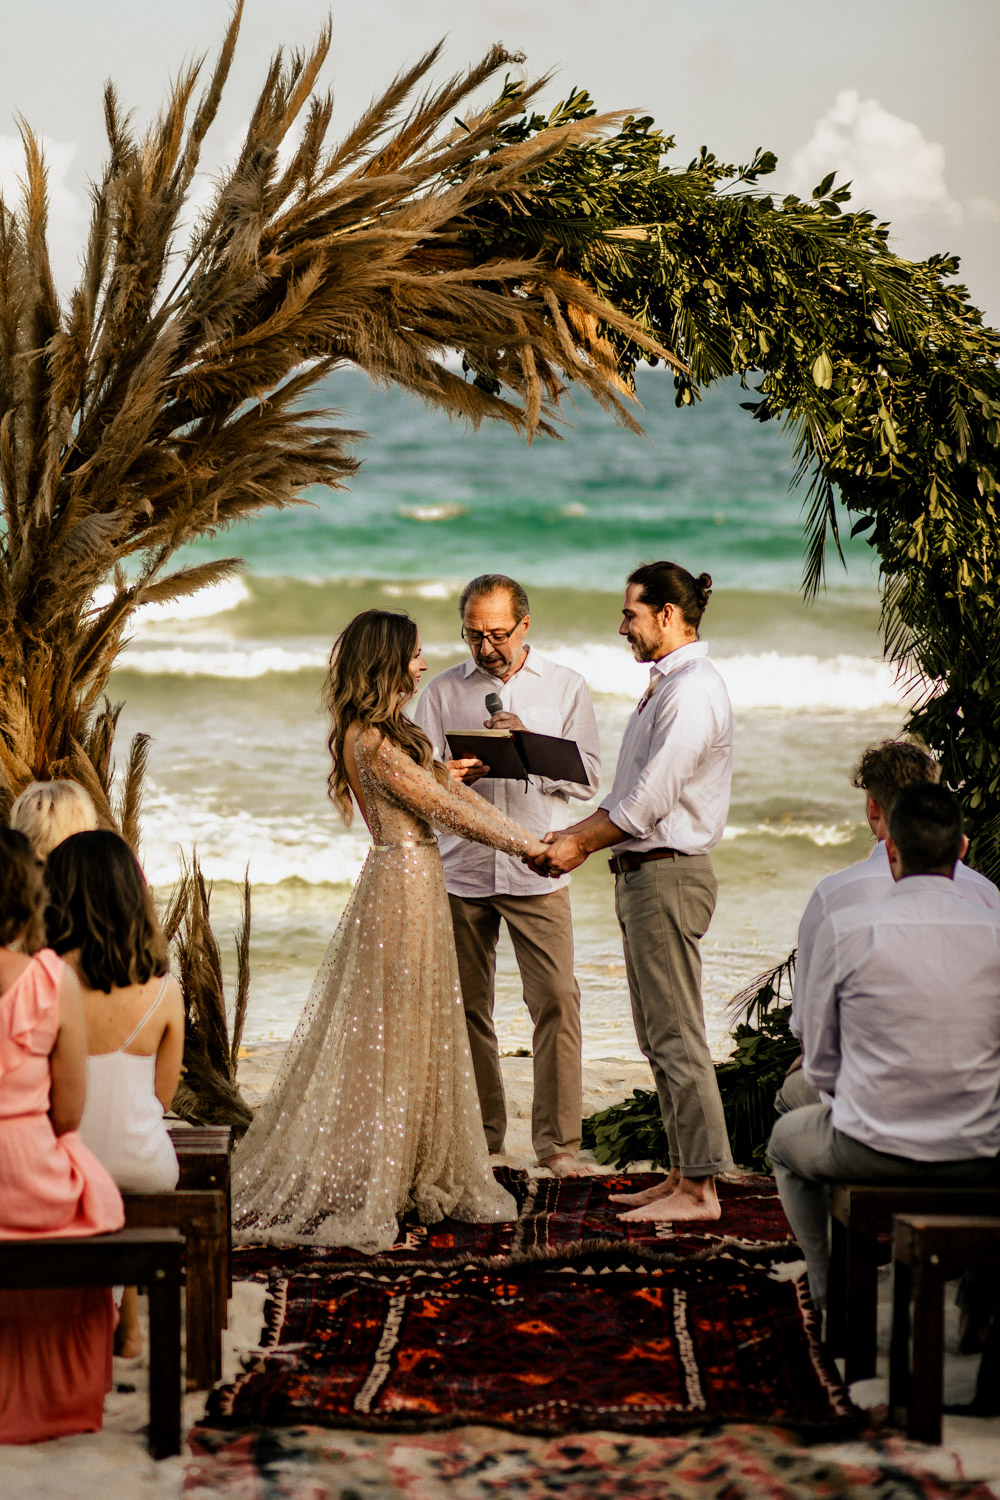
[0,950,124,1239]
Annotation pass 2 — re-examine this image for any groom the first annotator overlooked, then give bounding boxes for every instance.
[536,561,734,1221]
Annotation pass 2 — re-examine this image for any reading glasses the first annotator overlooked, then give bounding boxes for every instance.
[461,622,525,646]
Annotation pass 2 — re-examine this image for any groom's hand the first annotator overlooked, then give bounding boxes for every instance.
[537,831,586,875]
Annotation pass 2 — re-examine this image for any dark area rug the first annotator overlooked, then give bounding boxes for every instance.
[186,1422,997,1500]
[208,1248,854,1438]
[231,1169,797,1281]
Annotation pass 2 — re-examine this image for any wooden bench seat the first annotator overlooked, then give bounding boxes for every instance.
[0,1228,183,1458]
[828,1182,1000,1382]
[168,1123,233,1302]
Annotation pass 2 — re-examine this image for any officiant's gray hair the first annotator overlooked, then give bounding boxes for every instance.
[459,574,529,621]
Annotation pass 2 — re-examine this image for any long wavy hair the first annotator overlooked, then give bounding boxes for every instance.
[324,610,447,824]
[44,830,169,993]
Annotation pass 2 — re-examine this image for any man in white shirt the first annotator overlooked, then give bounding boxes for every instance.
[778,739,1000,1114]
[537,561,735,1222]
[413,574,601,1177]
[769,783,1000,1311]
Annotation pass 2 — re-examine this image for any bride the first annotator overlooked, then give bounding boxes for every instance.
[232,609,547,1251]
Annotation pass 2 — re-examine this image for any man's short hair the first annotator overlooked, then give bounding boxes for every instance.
[459,574,529,620]
[888,783,964,874]
[851,738,940,814]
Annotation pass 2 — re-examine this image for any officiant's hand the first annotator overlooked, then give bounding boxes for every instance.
[446,757,490,785]
[484,710,526,732]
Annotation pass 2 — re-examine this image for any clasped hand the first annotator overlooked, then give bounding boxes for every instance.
[521,830,585,877]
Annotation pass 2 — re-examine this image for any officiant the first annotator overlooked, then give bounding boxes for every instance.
[413,573,601,1177]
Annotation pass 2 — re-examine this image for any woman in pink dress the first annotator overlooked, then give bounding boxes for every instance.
[0,825,124,1444]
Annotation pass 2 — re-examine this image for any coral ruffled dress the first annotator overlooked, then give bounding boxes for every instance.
[0,950,125,1443]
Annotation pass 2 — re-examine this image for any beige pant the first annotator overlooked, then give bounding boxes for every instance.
[448,888,583,1161]
[614,855,734,1178]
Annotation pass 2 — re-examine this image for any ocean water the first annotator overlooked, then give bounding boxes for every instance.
[108,367,909,1061]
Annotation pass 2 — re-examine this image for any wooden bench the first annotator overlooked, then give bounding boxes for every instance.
[121,1188,225,1390]
[168,1124,233,1303]
[889,1214,1000,1444]
[828,1182,1000,1382]
[0,1229,183,1459]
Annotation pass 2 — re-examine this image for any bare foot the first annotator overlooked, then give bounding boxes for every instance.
[613,1169,681,1206]
[540,1153,596,1179]
[618,1177,721,1224]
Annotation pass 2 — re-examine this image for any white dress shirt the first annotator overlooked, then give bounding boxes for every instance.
[601,641,733,855]
[413,647,601,898]
[791,840,1000,1038]
[801,875,1000,1160]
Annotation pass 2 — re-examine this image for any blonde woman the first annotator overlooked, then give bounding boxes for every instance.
[11,781,98,860]
[233,610,547,1252]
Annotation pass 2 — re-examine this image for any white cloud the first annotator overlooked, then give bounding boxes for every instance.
[790,90,996,228]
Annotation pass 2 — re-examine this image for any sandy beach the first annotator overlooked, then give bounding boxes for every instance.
[1,1047,998,1498]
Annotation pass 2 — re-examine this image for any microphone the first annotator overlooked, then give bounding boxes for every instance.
[485,692,503,717]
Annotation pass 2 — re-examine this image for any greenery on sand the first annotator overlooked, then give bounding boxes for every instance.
[583,957,799,1170]
[2,8,999,1121]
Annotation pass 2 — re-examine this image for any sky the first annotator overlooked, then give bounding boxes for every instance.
[1,0,998,319]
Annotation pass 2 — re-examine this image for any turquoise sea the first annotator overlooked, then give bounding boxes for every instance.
[109,366,909,1061]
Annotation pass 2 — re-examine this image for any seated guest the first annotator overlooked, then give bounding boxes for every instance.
[769,784,1000,1312]
[10,780,98,860]
[45,830,183,1358]
[777,740,999,1114]
[0,826,124,1443]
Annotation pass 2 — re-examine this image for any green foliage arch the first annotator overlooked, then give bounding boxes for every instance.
[467,90,1000,878]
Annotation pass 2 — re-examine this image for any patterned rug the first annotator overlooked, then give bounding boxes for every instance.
[186,1421,997,1499]
[231,1169,797,1280]
[208,1248,853,1438]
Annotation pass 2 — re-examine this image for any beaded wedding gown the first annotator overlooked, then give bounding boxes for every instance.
[232,728,536,1252]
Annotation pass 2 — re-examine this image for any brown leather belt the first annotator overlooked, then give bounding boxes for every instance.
[608,848,692,875]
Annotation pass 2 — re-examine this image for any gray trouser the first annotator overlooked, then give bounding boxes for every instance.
[769,1103,1000,1310]
[448,888,582,1161]
[614,854,733,1178]
[774,1067,821,1115]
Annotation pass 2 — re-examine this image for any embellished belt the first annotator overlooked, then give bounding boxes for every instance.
[373,838,437,851]
[608,847,693,875]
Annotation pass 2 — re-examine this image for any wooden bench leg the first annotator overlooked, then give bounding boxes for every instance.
[889,1255,912,1424]
[146,1265,182,1459]
[184,1228,223,1390]
[845,1222,879,1382]
[909,1258,945,1444]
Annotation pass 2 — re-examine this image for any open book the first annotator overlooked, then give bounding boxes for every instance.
[444,728,590,786]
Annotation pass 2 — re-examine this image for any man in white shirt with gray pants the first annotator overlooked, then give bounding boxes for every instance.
[538,560,735,1222]
[769,782,1000,1312]
[414,573,601,1177]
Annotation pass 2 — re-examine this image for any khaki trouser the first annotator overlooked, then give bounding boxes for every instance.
[448,888,583,1161]
[614,854,734,1178]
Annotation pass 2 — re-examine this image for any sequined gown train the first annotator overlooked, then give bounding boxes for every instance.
[232,729,536,1251]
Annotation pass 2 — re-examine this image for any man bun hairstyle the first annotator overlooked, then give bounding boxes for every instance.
[851,738,940,815]
[459,574,529,621]
[888,782,964,875]
[627,561,713,630]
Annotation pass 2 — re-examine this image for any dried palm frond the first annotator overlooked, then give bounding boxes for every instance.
[0,10,670,809]
[164,855,253,1135]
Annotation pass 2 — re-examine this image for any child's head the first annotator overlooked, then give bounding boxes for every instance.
[45,830,168,993]
[10,781,99,860]
[0,825,45,951]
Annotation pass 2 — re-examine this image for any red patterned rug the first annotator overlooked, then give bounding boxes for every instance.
[186,1422,996,1500]
[208,1248,853,1438]
[231,1169,796,1281]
